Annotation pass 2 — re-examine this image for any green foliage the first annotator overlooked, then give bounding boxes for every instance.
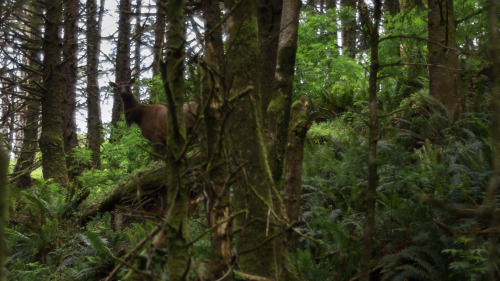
[296,8,364,112]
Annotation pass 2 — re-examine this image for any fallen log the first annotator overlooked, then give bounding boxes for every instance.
[80,165,167,225]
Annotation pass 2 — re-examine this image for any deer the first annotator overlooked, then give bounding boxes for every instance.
[109,78,198,158]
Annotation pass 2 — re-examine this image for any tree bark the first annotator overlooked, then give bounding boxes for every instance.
[86,0,104,168]
[485,1,500,279]
[40,0,69,188]
[283,98,310,231]
[162,0,190,279]
[0,142,7,281]
[153,0,165,78]
[340,0,357,58]
[257,0,282,121]
[62,0,80,178]
[224,0,278,278]
[201,0,234,279]
[358,0,381,280]
[267,0,301,186]
[111,0,132,130]
[12,97,40,189]
[428,0,461,119]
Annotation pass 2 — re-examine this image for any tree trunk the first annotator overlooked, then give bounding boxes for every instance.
[133,0,142,94]
[62,0,80,178]
[485,1,500,279]
[0,142,7,281]
[224,0,278,278]
[162,0,190,279]
[12,97,40,189]
[428,0,461,119]
[111,0,132,130]
[283,98,310,232]
[201,0,234,279]
[358,0,381,280]
[86,0,104,168]
[257,0,282,121]
[340,0,357,58]
[40,0,69,188]
[267,0,301,186]
[12,4,42,189]
[153,0,165,78]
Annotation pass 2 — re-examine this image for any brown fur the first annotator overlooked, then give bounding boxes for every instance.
[109,78,197,157]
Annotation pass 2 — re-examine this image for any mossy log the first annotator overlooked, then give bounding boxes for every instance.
[80,165,167,225]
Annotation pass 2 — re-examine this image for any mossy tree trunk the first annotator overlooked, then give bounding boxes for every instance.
[428,0,461,119]
[111,0,132,131]
[266,1,303,279]
[0,140,7,281]
[201,0,234,279]
[257,0,282,121]
[485,1,500,279]
[62,0,80,179]
[358,0,381,280]
[162,0,190,279]
[86,0,104,168]
[224,0,278,278]
[267,0,301,187]
[39,0,69,188]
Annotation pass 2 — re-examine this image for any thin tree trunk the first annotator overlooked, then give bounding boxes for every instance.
[358,0,381,280]
[224,0,278,278]
[62,0,80,178]
[266,1,302,279]
[484,0,500,279]
[153,0,165,78]
[111,0,132,131]
[12,97,40,188]
[87,0,104,168]
[0,141,7,281]
[40,0,69,188]
[283,98,310,232]
[267,0,301,185]
[162,0,190,279]
[201,0,233,279]
[12,4,42,188]
[133,0,142,94]
[428,0,461,119]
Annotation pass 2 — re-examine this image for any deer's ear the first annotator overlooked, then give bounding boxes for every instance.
[109,82,117,88]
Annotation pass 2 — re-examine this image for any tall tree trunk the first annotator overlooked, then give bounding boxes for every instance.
[201,0,233,279]
[153,0,165,78]
[257,0,282,121]
[12,4,42,189]
[62,0,80,178]
[358,0,381,280]
[87,0,104,168]
[340,0,357,58]
[224,0,278,278]
[485,0,499,279]
[0,141,7,281]
[267,1,303,279]
[283,98,310,224]
[12,97,40,188]
[428,0,461,119]
[39,0,70,188]
[267,0,301,186]
[133,0,142,94]
[111,0,132,130]
[162,0,190,279]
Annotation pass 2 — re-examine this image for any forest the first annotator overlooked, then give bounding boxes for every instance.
[0,0,499,280]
